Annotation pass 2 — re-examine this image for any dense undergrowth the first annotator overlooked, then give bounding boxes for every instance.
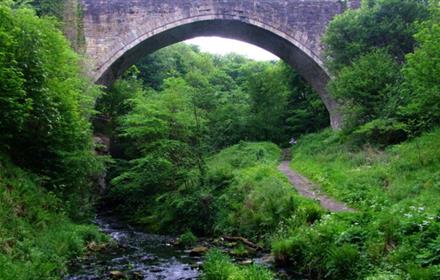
[270,128,440,279]
[110,142,322,245]
[0,154,107,279]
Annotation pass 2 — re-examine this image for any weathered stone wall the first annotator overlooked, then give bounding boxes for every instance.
[78,0,359,129]
[63,0,85,52]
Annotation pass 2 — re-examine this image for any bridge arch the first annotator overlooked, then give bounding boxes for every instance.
[79,0,360,129]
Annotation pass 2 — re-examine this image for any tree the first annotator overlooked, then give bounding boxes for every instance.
[280,63,329,137]
[111,78,205,203]
[244,62,290,143]
[31,0,65,19]
[400,1,440,132]
[324,0,429,72]
[328,50,401,129]
[0,4,103,220]
[0,5,29,145]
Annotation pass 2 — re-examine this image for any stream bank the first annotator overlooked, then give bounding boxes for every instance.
[64,213,278,280]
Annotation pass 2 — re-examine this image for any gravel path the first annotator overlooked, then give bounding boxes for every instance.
[278,161,354,212]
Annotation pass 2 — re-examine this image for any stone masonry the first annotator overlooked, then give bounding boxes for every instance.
[77,0,361,129]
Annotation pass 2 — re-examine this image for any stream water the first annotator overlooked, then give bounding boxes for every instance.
[64,214,201,280]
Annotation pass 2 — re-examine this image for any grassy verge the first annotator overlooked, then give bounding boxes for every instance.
[290,128,440,211]
[271,129,440,279]
[0,154,107,279]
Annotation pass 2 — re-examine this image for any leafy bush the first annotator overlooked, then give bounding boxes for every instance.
[205,141,280,188]
[325,243,362,279]
[202,250,237,280]
[272,233,309,266]
[111,141,297,238]
[0,4,106,278]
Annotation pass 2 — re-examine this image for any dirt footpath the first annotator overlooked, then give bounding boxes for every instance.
[278,161,354,212]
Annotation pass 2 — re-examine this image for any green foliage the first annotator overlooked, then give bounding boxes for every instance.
[0,154,107,280]
[243,63,289,142]
[272,128,440,278]
[202,250,237,280]
[151,142,284,235]
[103,44,329,237]
[328,50,401,130]
[148,183,218,234]
[350,119,409,148]
[400,2,440,132]
[281,64,329,135]
[136,44,215,90]
[0,4,103,219]
[325,243,362,279]
[110,77,204,206]
[0,4,105,278]
[130,43,328,148]
[207,141,280,176]
[324,0,437,144]
[30,0,65,19]
[108,139,321,244]
[324,0,429,72]
[202,250,274,280]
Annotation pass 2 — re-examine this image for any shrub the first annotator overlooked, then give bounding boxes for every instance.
[324,0,429,72]
[240,265,275,280]
[286,128,440,278]
[272,234,309,266]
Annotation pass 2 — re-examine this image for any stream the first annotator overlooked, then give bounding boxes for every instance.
[64,214,201,279]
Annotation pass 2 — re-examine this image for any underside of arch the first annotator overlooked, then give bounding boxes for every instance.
[94,19,342,129]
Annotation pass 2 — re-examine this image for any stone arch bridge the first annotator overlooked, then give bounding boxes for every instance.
[67,0,361,129]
